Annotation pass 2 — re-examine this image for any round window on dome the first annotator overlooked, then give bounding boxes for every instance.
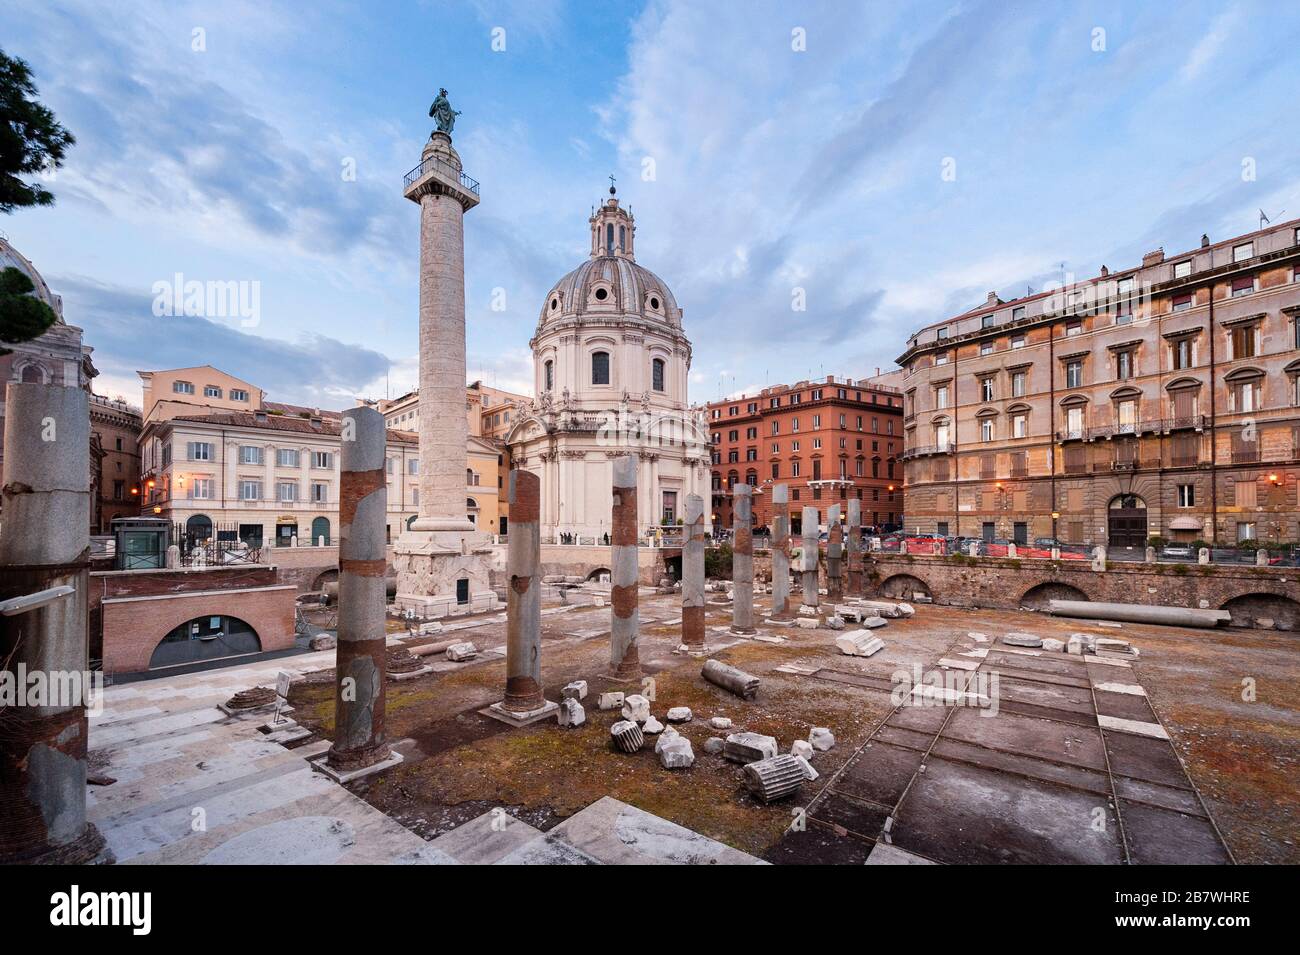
[550,297,558,310]
[594,287,608,301]
[649,297,660,310]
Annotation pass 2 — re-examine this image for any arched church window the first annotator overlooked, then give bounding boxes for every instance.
[592,351,610,385]
[544,360,554,391]
[619,225,625,251]
[652,358,665,392]
[606,223,614,254]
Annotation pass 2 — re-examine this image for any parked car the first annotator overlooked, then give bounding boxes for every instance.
[1034,537,1061,548]
[1161,544,1193,559]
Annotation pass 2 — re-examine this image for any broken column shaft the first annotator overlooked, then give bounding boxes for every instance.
[329,407,391,772]
[846,498,863,595]
[0,383,105,864]
[770,484,792,619]
[826,503,843,601]
[731,483,755,633]
[502,469,544,710]
[610,455,641,679]
[801,506,819,607]
[681,493,706,648]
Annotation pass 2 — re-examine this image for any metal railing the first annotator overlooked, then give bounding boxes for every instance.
[867,537,1300,567]
[901,442,954,460]
[402,155,480,196]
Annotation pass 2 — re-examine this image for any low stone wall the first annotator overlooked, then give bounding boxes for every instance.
[861,554,1300,629]
[266,544,341,592]
[89,565,297,674]
[539,544,672,587]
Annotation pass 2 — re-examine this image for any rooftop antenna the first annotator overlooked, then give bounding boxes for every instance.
[1260,208,1284,229]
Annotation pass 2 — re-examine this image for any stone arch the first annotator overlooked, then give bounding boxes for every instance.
[880,573,931,600]
[1219,592,1300,630]
[311,568,339,593]
[585,566,611,582]
[1020,581,1089,610]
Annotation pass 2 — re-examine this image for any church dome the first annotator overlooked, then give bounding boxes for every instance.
[537,194,682,332]
[0,235,63,320]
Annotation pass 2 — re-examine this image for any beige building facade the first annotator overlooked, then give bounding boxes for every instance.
[138,367,503,547]
[898,218,1300,549]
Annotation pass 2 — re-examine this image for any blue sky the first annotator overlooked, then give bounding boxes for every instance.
[3,0,1299,409]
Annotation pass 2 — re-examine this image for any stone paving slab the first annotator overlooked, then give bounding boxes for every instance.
[1102,730,1195,790]
[1119,801,1233,865]
[542,796,766,865]
[865,842,937,865]
[891,757,1125,865]
[835,741,925,806]
[928,737,1112,797]
[943,707,1109,771]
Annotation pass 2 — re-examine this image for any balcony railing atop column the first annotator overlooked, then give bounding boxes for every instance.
[402,155,480,196]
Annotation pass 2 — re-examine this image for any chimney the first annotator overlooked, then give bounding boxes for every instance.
[1201,233,1210,248]
[1100,265,1109,277]
[985,291,1001,306]
[1141,248,1165,267]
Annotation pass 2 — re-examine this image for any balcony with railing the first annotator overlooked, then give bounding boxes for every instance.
[901,441,954,460]
[1164,414,1206,432]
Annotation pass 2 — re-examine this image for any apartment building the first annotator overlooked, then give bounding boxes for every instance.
[707,375,905,534]
[90,394,142,533]
[137,367,502,546]
[897,218,1300,548]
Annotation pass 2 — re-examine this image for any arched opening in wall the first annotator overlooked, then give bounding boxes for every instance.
[467,497,479,527]
[1020,582,1089,610]
[881,573,931,600]
[586,566,611,583]
[1107,494,1147,548]
[149,615,261,669]
[310,516,330,545]
[185,513,213,548]
[662,554,682,582]
[311,569,338,593]
[1220,593,1300,630]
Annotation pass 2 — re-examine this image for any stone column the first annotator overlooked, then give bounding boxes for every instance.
[501,470,546,712]
[731,484,756,633]
[770,484,792,619]
[846,498,863,595]
[0,383,105,863]
[801,506,819,608]
[681,493,706,648]
[826,503,843,601]
[610,455,641,679]
[405,132,478,535]
[328,407,391,773]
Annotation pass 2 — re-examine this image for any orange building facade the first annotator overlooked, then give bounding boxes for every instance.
[707,375,905,535]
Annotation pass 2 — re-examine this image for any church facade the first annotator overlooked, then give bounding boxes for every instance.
[507,192,710,541]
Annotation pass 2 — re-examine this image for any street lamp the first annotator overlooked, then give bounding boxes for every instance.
[1051,510,1060,543]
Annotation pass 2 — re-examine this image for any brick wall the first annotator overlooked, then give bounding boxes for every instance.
[862,553,1299,628]
[89,565,296,674]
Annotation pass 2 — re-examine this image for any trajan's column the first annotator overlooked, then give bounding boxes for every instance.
[393,88,495,615]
